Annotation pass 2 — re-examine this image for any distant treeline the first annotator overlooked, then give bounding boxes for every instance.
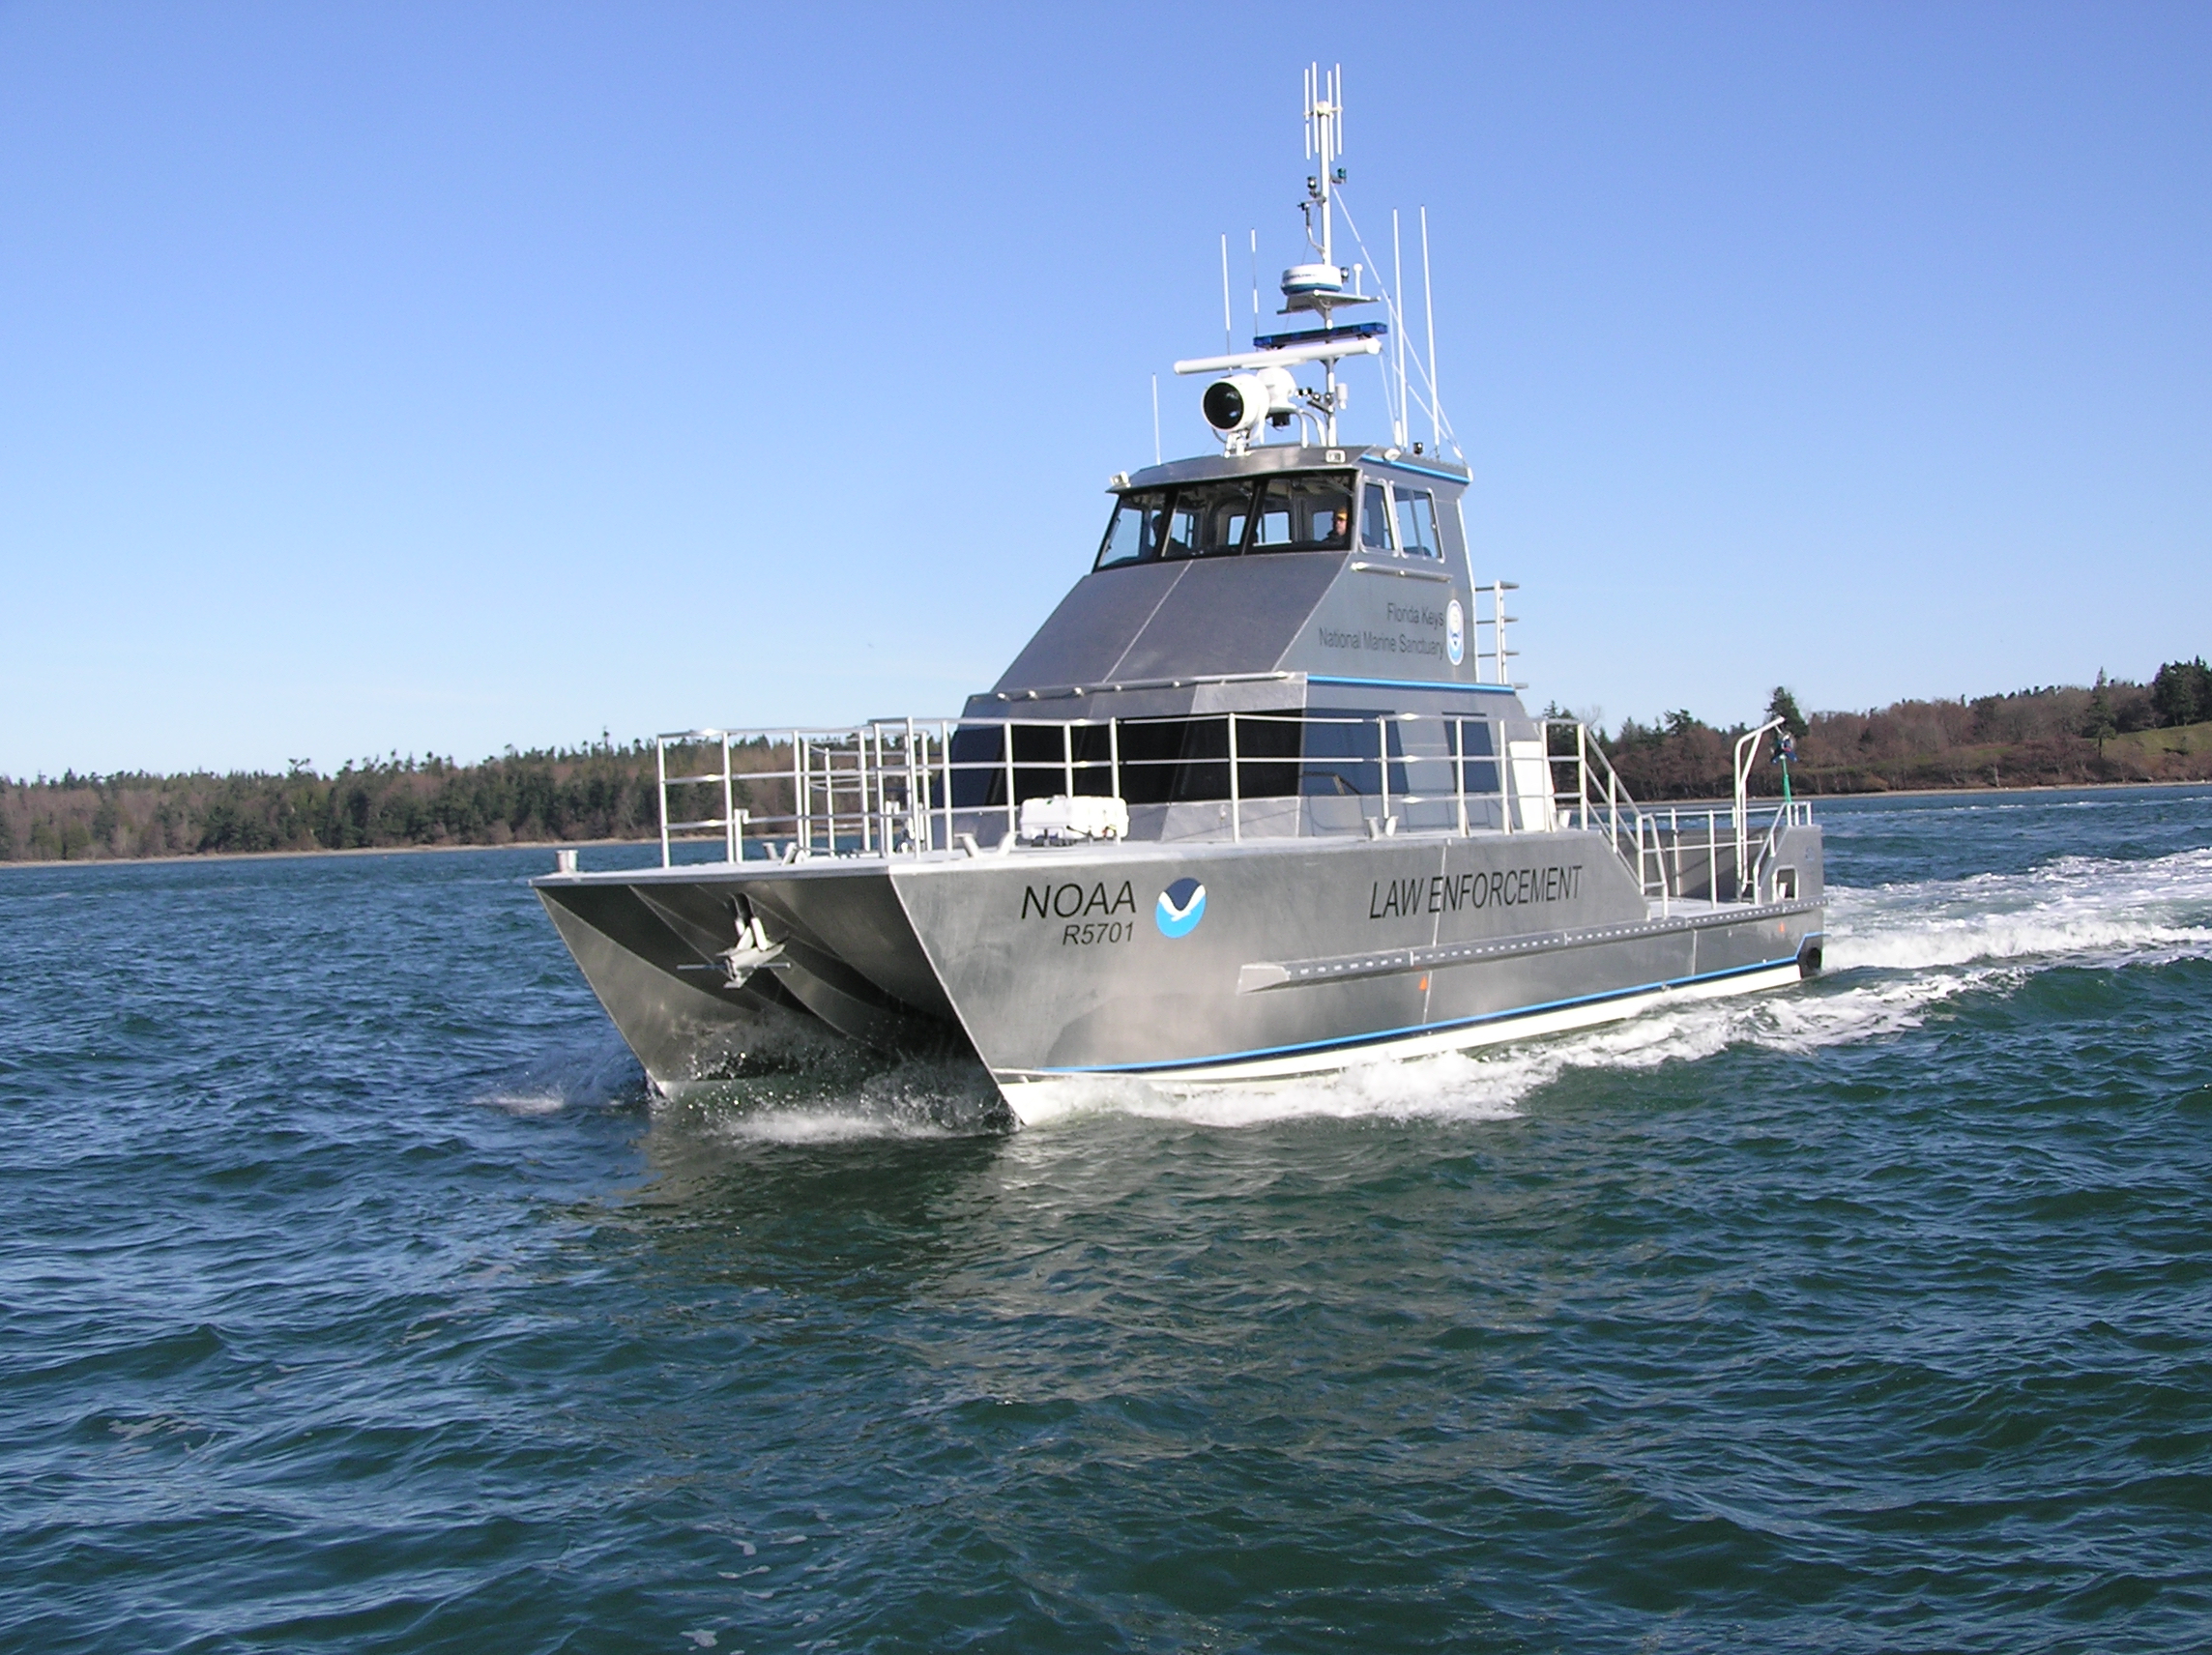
[7,660,2212,861]
[1595,657,2212,800]
[0,744,677,862]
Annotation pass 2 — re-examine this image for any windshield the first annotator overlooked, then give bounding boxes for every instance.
[1096,490,1167,568]
[1093,472,1357,569]
[1161,480,1254,560]
[1250,474,1354,554]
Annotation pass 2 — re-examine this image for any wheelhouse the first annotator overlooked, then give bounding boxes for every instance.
[1095,465,1449,569]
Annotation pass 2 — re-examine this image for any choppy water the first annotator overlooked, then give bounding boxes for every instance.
[4,786,2210,1653]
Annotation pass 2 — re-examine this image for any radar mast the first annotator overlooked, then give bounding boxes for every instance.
[1175,64,1383,451]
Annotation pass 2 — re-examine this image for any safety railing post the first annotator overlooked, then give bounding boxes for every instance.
[1062,722,1074,801]
[903,717,918,854]
[656,737,671,868]
[1454,717,1469,836]
[721,733,737,864]
[1377,716,1390,830]
[872,725,886,855]
[1109,718,1121,806]
[1003,721,1017,842]
[793,730,807,856]
[857,729,871,856]
[879,727,888,854]
[1499,721,1512,834]
[1577,724,1589,832]
[1228,712,1241,841]
[939,721,953,853]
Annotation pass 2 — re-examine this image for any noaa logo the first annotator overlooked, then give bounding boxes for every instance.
[1155,878,1207,938]
[1446,598,1466,666]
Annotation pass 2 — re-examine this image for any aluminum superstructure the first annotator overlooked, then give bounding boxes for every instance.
[533,68,1824,1123]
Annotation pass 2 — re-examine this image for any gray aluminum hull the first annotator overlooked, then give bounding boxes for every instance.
[534,822,1825,1125]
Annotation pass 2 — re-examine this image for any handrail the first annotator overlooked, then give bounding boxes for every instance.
[1733,717,1786,892]
[645,711,1812,899]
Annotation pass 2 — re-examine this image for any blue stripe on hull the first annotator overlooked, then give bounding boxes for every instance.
[1306,674,1518,694]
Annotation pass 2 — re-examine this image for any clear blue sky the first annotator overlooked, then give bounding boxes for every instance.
[3,2,2206,776]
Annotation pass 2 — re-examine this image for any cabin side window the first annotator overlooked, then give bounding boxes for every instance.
[1095,490,1168,569]
[1393,486,1441,558]
[1250,474,1355,554]
[1359,482,1394,552]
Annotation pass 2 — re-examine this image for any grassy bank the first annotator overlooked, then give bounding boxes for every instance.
[1597,670,2212,799]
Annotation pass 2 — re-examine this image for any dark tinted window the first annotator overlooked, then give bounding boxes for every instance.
[1161,481,1257,561]
[1359,482,1393,551]
[946,723,1117,808]
[1095,490,1166,569]
[1118,717,1229,803]
[1251,474,1354,553]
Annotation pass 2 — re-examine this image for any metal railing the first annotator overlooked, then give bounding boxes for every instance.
[651,710,1813,907]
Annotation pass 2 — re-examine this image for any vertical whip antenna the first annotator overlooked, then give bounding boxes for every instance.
[1392,208,1408,448]
[1220,233,1233,355]
[1420,205,1439,450]
[1248,228,1259,346]
[1303,61,1343,268]
[1151,373,1161,465]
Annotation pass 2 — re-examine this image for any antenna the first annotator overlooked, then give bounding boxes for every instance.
[1392,208,1407,448]
[1248,228,1258,348]
[1220,233,1233,355]
[1151,373,1161,465]
[1179,65,1382,453]
[1303,62,1342,268]
[1420,205,1439,450]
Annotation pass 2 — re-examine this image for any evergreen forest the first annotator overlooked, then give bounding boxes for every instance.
[5,660,2211,862]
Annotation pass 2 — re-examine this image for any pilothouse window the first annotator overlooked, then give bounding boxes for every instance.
[1359,482,1393,552]
[1093,472,1359,567]
[1394,486,1440,558]
[1250,474,1354,554]
[1096,490,1167,569]
[1161,481,1255,560]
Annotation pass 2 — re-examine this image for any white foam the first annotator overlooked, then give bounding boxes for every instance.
[677,1056,1010,1143]
[1827,844,2212,974]
[480,1091,566,1117]
[709,1107,961,1145]
[1019,844,2212,1131]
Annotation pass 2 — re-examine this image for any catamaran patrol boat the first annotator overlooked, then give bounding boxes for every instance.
[534,68,1824,1123]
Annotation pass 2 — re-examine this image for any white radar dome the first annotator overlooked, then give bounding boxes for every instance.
[1279,263,1347,296]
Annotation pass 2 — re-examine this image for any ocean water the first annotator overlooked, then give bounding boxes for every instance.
[3,786,2210,1653]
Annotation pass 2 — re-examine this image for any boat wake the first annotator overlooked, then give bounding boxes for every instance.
[1826,843,2212,973]
[664,1057,1012,1144]
[1018,843,2212,1130]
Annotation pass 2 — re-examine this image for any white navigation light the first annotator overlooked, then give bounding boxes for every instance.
[1202,366,1295,439]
